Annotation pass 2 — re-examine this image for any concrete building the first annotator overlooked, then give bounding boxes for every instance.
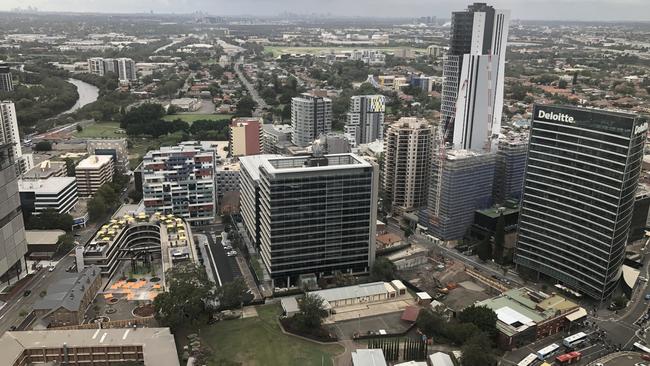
[313,133,351,155]
[291,93,332,147]
[1,101,32,174]
[18,177,78,216]
[0,142,28,288]
[0,62,13,92]
[215,162,240,204]
[240,154,378,287]
[117,57,137,81]
[420,150,496,240]
[87,57,105,76]
[345,95,385,147]
[514,105,646,300]
[141,143,216,226]
[32,265,101,327]
[261,124,292,154]
[426,45,444,58]
[170,98,201,112]
[22,160,66,180]
[493,137,528,203]
[477,287,583,350]
[383,118,434,215]
[75,155,114,197]
[87,138,129,172]
[440,2,510,152]
[230,117,262,156]
[0,328,180,366]
[409,74,434,93]
[310,281,405,312]
[352,349,387,366]
[25,230,66,259]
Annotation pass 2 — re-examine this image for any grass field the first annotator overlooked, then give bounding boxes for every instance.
[162,114,233,124]
[265,45,426,57]
[73,122,123,138]
[195,303,343,366]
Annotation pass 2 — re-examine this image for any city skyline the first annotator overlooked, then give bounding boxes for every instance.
[0,0,649,21]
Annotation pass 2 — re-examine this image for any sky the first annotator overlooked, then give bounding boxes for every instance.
[2,0,650,21]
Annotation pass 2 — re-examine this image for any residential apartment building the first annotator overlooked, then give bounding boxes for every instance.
[420,150,496,240]
[0,142,28,287]
[1,101,32,174]
[87,138,129,172]
[441,2,510,152]
[117,57,137,81]
[493,137,528,203]
[291,93,332,147]
[230,117,262,156]
[241,153,378,287]
[87,57,136,81]
[19,177,78,217]
[514,105,646,300]
[141,143,216,226]
[261,124,292,154]
[75,155,114,197]
[215,162,240,204]
[0,62,13,92]
[383,118,434,215]
[345,95,385,147]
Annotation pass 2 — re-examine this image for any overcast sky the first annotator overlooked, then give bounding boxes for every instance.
[1,0,649,21]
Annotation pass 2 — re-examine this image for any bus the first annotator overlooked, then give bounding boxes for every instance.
[517,353,538,366]
[634,342,650,354]
[536,343,560,360]
[555,351,582,365]
[562,332,588,348]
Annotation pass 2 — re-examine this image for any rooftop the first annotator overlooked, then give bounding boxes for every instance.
[264,153,371,174]
[76,154,113,169]
[33,265,101,313]
[239,154,283,181]
[25,230,66,245]
[0,328,179,366]
[22,160,66,180]
[18,176,76,195]
[351,349,387,366]
[311,282,396,305]
[477,205,520,219]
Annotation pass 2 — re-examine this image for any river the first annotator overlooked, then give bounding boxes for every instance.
[61,78,99,115]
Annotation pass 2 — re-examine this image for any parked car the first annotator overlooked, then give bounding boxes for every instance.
[227,250,237,257]
[645,294,650,301]
[23,290,31,297]
[48,266,55,272]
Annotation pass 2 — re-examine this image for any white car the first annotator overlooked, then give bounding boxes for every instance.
[48,266,55,272]
[227,250,237,257]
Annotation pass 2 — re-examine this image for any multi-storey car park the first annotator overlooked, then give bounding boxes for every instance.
[76,204,198,287]
[514,105,646,300]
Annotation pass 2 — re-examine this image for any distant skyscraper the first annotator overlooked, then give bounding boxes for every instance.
[291,93,332,147]
[383,118,434,215]
[240,153,378,287]
[345,95,385,146]
[440,2,510,152]
[514,105,646,300]
[0,101,32,174]
[0,62,13,92]
[117,58,137,81]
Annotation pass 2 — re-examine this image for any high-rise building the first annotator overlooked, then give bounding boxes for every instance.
[514,105,646,300]
[345,95,385,147]
[0,142,28,287]
[75,155,114,197]
[0,101,32,174]
[141,143,216,226]
[440,2,510,152]
[261,124,292,154]
[0,62,13,92]
[117,58,137,81]
[383,118,434,215]
[420,150,496,240]
[240,153,378,287]
[230,117,262,157]
[87,58,106,76]
[493,137,528,203]
[291,93,332,147]
[19,177,78,217]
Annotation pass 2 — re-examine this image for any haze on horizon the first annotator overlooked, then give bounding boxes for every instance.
[1,0,650,22]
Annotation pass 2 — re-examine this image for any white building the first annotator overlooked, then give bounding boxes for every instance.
[75,155,114,197]
[19,177,78,216]
[291,93,332,147]
[1,101,32,174]
[117,58,137,81]
[345,95,385,147]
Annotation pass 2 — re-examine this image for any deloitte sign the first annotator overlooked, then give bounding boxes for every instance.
[537,109,575,124]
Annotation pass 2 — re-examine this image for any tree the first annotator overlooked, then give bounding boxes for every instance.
[476,236,492,261]
[234,96,257,117]
[26,209,74,231]
[153,263,214,330]
[87,195,107,221]
[370,257,396,281]
[558,79,568,89]
[76,124,83,132]
[64,158,76,177]
[461,333,496,366]
[215,278,247,309]
[458,305,498,337]
[34,141,52,151]
[416,309,445,338]
[56,233,76,255]
[293,293,328,331]
[493,214,506,264]
[612,295,628,309]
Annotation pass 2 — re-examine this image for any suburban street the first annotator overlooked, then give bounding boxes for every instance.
[234,62,268,116]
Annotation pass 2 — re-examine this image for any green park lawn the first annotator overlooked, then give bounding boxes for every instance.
[162,114,233,124]
[196,303,343,366]
[73,122,123,138]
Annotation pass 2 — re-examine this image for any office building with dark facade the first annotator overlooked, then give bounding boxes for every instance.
[242,154,378,287]
[514,105,646,300]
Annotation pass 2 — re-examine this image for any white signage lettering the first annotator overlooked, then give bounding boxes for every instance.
[537,110,575,124]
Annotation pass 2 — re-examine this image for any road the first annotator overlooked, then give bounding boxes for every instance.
[204,230,242,285]
[234,62,268,117]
